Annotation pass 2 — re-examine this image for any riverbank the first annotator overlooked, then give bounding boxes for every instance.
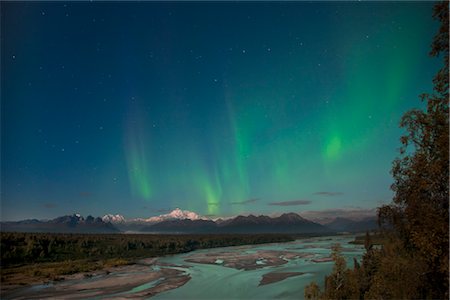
[1,232,295,294]
[2,258,192,299]
[1,258,132,289]
[2,235,365,299]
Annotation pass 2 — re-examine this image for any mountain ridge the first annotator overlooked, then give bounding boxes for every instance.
[1,214,119,233]
[1,210,378,234]
[139,212,331,234]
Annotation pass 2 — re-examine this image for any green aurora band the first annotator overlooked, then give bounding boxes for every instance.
[2,2,441,221]
[120,3,437,217]
[124,110,153,200]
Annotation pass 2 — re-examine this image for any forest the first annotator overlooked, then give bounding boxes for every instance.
[0,231,293,284]
[305,2,449,299]
[1,232,295,266]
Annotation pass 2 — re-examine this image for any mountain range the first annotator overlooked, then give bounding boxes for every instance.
[1,209,378,234]
[0,214,119,233]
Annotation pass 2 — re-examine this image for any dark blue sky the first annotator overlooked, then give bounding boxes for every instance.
[1,1,439,220]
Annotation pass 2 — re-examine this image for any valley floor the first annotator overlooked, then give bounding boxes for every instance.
[2,235,364,299]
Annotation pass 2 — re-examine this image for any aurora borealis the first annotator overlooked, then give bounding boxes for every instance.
[1,2,440,220]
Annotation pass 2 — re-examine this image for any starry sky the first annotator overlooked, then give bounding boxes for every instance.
[1,1,440,221]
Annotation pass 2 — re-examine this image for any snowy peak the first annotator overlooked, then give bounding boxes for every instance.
[143,208,201,223]
[102,208,203,225]
[166,208,201,220]
[102,214,126,223]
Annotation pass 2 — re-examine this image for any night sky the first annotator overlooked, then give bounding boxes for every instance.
[1,1,440,221]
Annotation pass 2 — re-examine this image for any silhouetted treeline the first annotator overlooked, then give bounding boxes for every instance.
[0,232,293,267]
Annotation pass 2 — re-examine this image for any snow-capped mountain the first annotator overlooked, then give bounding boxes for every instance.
[138,208,202,223]
[102,208,203,225]
[102,214,126,223]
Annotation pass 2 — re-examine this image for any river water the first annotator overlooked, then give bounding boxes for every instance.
[152,235,364,299]
[5,235,364,299]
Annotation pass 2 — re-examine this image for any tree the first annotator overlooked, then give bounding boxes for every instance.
[378,2,449,298]
[304,281,321,300]
[303,243,363,300]
[321,244,359,299]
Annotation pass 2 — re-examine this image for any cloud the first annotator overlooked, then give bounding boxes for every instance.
[43,203,57,209]
[314,192,343,196]
[268,200,311,206]
[231,198,259,205]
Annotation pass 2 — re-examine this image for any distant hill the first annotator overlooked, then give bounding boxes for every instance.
[324,217,378,232]
[1,214,119,233]
[217,213,331,234]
